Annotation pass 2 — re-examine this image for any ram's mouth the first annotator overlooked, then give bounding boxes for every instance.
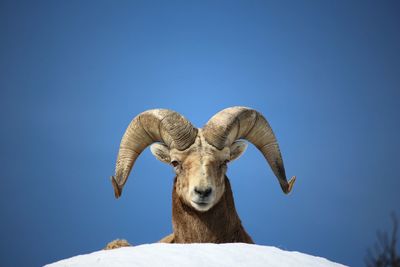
[191,200,212,211]
[192,200,208,206]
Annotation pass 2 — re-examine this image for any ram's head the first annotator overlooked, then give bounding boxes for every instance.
[111,107,295,212]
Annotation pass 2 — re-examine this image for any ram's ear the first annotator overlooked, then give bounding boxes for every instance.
[150,143,171,164]
[230,141,248,162]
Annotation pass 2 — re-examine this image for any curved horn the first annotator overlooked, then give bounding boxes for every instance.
[203,106,295,194]
[111,109,198,198]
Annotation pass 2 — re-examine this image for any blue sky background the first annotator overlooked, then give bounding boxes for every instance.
[1,1,399,266]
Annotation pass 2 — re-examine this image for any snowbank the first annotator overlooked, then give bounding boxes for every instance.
[45,243,347,267]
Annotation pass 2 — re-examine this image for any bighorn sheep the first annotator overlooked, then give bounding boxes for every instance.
[109,106,295,245]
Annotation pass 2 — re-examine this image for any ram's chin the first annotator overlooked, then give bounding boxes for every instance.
[190,201,213,212]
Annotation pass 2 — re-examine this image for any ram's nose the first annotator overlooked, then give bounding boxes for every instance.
[194,187,212,199]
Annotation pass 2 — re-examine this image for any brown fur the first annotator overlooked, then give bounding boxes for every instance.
[104,239,131,250]
[167,175,253,244]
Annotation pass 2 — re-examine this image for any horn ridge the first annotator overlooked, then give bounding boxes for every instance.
[112,109,197,198]
[203,106,295,194]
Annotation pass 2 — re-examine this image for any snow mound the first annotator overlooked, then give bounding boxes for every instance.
[45,243,347,267]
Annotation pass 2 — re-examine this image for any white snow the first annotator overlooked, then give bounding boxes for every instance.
[45,243,347,267]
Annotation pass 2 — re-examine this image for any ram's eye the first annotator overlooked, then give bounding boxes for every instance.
[171,160,180,167]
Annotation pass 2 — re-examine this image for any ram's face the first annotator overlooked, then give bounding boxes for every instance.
[171,140,230,211]
[150,131,247,212]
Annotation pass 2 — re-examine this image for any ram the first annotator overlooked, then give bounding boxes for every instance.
[107,106,295,247]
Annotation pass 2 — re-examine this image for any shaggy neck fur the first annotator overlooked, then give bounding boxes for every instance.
[172,176,254,243]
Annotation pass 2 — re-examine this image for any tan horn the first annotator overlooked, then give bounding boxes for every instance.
[111,109,198,198]
[203,106,295,194]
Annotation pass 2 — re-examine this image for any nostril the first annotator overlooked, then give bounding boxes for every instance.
[203,188,212,197]
[194,187,212,198]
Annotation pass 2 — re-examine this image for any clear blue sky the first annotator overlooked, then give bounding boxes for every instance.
[1,1,399,266]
